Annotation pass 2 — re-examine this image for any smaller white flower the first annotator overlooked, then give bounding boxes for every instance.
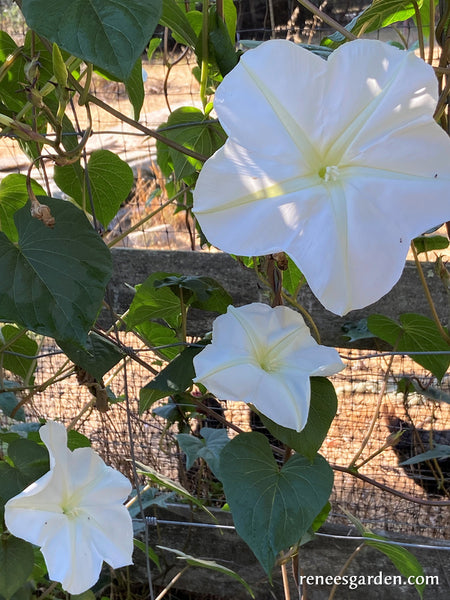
[193,303,344,432]
[5,421,133,595]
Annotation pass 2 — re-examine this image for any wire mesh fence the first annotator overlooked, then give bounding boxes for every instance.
[1,0,449,552]
[15,335,450,541]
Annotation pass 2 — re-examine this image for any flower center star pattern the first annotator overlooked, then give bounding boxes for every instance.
[193,39,450,315]
[193,303,344,432]
[5,421,133,595]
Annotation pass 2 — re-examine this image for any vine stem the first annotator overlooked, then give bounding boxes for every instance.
[327,543,365,600]
[281,563,291,600]
[66,72,208,162]
[295,0,357,41]
[155,566,189,600]
[411,242,450,344]
[413,0,426,60]
[348,352,395,470]
[200,0,210,109]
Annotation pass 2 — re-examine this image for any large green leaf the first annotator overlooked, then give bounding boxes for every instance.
[0,198,112,345]
[257,377,338,460]
[126,272,182,331]
[54,149,134,229]
[0,536,34,600]
[140,345,203,412]
[21,0,162,81]
[0,175,46,243]
[368,313,450,380]
[219,432,333,576]
[57,332,124,381]
[0,326,38,384]
[157,107,225,180]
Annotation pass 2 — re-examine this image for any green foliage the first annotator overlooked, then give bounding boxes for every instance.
[157,106,226,181]
[368,313,450,380]
[177,427,230,476]
[282,258,304,297]
[140,346,204,412]
[0,326,38,384]
[21,0,162,80]
[322,0,426,47]
[54,150,134,229]
[57,332,124,382]
[0,198,112,345]
[136,462,214,517]
[413,235,449,254]
[158,546,255,597]
[0,437,49,511]
[0,176,46,242]
[133,539,161,569]
[207,5,239,77]
[127,272,183,331]
[160,0,197,47]
[219,433,333,576]
[398,376,450,404]
[0,381,25,422]
[256,377,338,460]
[364,535,426,598]
[0,536,34,600]
[153,274,232,313]
[400,444,450,464]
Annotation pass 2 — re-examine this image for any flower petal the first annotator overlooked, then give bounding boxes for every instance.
[67,446,132,503]
[39,421,70,469]
[255,369,312,432]
[193,39,450,314]
[214,39,325,166]
[323,41,439,165]
[41,516,104,595]
[82,504,134,568]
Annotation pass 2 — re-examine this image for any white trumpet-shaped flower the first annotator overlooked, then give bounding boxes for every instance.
[193,39,450,315]
[5,421,133,595]
[193,303,344,432]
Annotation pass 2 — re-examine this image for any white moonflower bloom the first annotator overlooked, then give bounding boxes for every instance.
[5,421,133,594]
[193,303,344,432]
[193,39,450,315]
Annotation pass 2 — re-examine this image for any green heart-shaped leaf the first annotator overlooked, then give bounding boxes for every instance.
[219,432,333,576]
[21,0,162,80]
[0,198,111,345]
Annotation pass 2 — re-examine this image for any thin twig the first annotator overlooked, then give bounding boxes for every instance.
[295,0,357,41]
[328,543,364,600]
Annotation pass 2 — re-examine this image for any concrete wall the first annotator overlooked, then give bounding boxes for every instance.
[104,249,449,348]
[131,503,450,600]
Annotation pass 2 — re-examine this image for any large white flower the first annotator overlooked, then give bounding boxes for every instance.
[4,421,133,595]
[193,39,450,315]
[193,303,344,432]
